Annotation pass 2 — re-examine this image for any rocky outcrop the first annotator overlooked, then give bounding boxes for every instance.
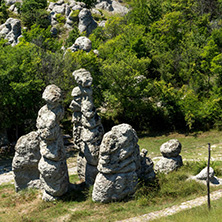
[154,139,183,173]
[37,84,69,201]
[95,0,129,15]
[70,69,104,185]
[12,131,41,192]
[67,36,92,52]
[92,123,140,203]
[78,8,97,36]
[0,18,22,46]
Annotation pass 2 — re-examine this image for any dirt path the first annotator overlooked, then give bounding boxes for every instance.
[0,166,77,185]
[118,189,222,222]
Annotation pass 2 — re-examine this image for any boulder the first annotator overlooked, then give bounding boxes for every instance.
[12,131,41,192]
[160,139,182,158]
[195,167,215,180]
[68,36,92,52]
[78,8,97,36]
[154,155,183,173]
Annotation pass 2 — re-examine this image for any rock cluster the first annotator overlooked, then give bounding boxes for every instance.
[70,69,104,185]
[68,36,92,52]
[137,149,155,181]
[154,139,183,173]
[12,131,41,191]
[47,0,97,35]
[95,0,129,15]
[92,123,140,203]
[37,84,69,201]
[0,18,22,46]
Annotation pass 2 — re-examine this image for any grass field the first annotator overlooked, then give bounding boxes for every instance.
[1,130,222,221]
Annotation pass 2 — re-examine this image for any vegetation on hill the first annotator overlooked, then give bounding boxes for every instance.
[1,0,222,140]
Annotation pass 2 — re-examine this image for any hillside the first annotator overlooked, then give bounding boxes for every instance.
[1,0,222,143]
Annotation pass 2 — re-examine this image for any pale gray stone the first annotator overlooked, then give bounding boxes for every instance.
[111,0,129,15]
[70,69,104,185]
[78,8,97,36]
[96,1,113,11]
[73,68,93,87]
[195,167,214,180]
[52,5,65,14]
[37,85,69,201]
[12,131,41,192]
[92,124,140,202]
[0,18,21,46]
[68,36,92,52]
[42,84,62,104]
[92,172,138,203]
[160,139,182,157]
[154,155,183,173]
[137,149,155,181]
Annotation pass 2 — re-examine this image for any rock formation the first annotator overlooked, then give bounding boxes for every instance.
[95,0,129,15]
[78,8,97,36]
[92,123,140,203]
[0,18,22,46]
[137,149,155,181]
[154,139,183,173]
[67,36,92,52]
[12,131,41,191]
[37,84,69,201]
[70,68,104,185]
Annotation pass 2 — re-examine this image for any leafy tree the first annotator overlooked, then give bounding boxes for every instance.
[21,0,49,29]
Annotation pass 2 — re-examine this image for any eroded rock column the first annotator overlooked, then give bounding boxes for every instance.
[92,123,140,203]
[70,68,104,185]
[37,84,69,201]
[154,139,183,173]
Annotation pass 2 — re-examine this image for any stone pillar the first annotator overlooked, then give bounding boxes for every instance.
[154,139,183,173]
[70,69,104,185]
[92,123,140,203]
[37,84,69,201]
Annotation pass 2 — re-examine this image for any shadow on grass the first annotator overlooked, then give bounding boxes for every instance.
[61,182,90,202]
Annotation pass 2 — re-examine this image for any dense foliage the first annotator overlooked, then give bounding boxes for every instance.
[2,0,222,140]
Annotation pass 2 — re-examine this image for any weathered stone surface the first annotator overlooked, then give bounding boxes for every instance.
[92,123,140,202]
[68,36,92,52]
[70,69,104,185]
[37,85,69,201]
[137,149,155,181]
[12,131,41,192]
[95,0,129,15]
[160,139,182,158]
[154,155,183,173]
[92,171,138,203]
[78,8,97,36]
[195,167,214,180]
[0,18,21,46]
[42,84,62,104]
[73,68,93,87]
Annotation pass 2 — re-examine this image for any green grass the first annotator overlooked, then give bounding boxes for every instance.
[138,130,222,160]
[1,130,222,221]
[153,196,222,222]
[0,163,222,222]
